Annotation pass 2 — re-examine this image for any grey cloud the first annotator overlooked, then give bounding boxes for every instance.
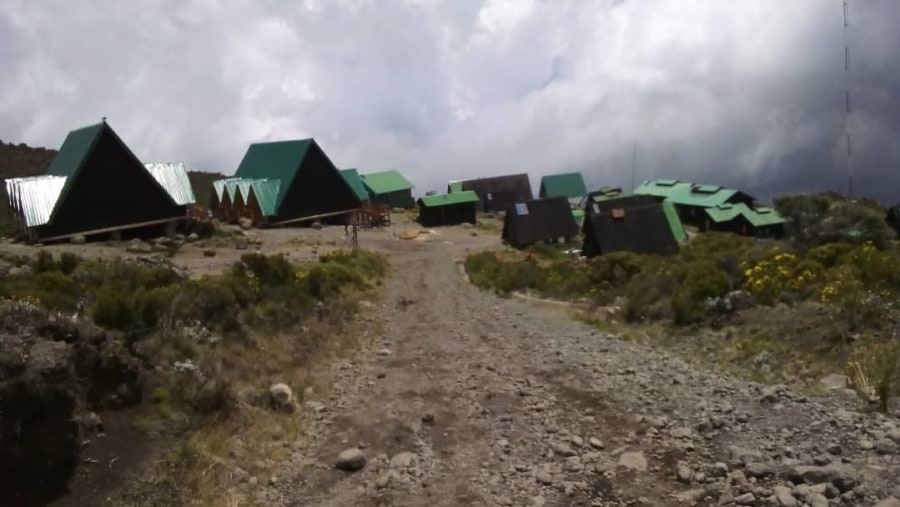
[1,0,899,203]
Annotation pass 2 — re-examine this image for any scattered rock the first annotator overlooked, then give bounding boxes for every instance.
[872,497,900,507]
[773,485,798,507]
[335,448,366,471]
[588,437,605,450]
[875,438,897,455]
[268,383,296,413]
[202,249,216,257]
[238,217,253,230]
[389,452,416,470]
[70,234,86,245]
[734,492,756,505]
[676,462,693,483]
[618,451,647,472]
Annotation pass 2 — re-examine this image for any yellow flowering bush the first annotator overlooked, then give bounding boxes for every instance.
[845,339,900,412]
[741,252,822,305]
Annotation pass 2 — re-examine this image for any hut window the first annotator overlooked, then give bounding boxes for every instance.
[487,192,493,200]
[592,203,600,214]
[612,208,625,219]
[515,203,529,215]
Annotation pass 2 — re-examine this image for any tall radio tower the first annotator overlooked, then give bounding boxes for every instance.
[843,0,854,198]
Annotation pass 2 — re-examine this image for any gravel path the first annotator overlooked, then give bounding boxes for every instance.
[248,233,900,507]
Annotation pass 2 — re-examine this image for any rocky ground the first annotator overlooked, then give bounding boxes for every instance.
[3,218,900,506]
[255,232,900,507]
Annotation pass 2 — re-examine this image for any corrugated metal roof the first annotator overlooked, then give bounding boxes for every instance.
[634,179,741,208]
[249,179,281,217]
[144,162,196,206]
[213,177,243,201]
[5,175,68,227]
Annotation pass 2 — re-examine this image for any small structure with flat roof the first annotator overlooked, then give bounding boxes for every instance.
[361,170,415,209]
[417,190,479,226]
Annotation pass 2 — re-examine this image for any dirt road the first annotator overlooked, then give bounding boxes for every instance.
[255,231,900,507]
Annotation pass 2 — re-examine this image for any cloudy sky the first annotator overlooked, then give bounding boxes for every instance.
[1,0,899,202]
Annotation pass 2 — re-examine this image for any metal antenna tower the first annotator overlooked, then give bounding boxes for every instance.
[631,142,637,190]
[843,0,854,198]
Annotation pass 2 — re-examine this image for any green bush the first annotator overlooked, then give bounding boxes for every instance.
[30,272,79,311]
[319,250,388,281]
[90,285,139,331]
[588,251,646,288]
[671,261,732,325]
[304,263,366,300]
[237,253,294,286]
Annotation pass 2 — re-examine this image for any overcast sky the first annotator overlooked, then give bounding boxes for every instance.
[1,0,899,202]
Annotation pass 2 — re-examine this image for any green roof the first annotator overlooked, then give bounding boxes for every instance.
[572,208,585,226]
[449,181,463,193]
[540,172,587,199]
[634,179,739,207]
[234,139,313,210]
[46,123,104,178]
[705,203,787,227]
[249,179,281,217]
[590,188,628,202]
[418,190,479,207]
[661,200,688,241]
[362,170,414,195]
[340,168,370,202]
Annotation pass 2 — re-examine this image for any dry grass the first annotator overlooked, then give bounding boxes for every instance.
[155,289,383,505]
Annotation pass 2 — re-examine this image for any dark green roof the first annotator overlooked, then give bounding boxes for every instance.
[540,172,587,199]
[46,123,104,178]
[634,179,740,207]
[661,200,688,241]
[234,139,313,210]
[418,190,479,207]
[705,203,787,227]
[340,168,370,202]
[361,170,414,195]
[44,121,178,224]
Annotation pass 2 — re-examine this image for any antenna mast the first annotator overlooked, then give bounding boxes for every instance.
[843,0,854,198]
[631,142,637,190]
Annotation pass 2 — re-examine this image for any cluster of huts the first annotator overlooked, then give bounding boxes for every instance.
[4,120,789,258]
[495,175,788,257]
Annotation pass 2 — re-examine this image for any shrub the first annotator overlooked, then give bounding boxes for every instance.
[671,261,732,325]
[58,253,81,275]
[237,253,294,286]
[32,250,57,274]
[177,278,241,333]
[820,265,890,331]
[303,263,366,300]
[90,285,139,331]
[845,339,900,412]
[319,250,388,281]
[588,251,646,288]
[742,251,823,305]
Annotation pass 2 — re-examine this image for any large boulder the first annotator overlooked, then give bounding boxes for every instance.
[0,301,141,505]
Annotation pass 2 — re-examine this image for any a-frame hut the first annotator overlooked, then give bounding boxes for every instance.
[4,120,190,241]
[224,139,361,225]
[501,196,579,248]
